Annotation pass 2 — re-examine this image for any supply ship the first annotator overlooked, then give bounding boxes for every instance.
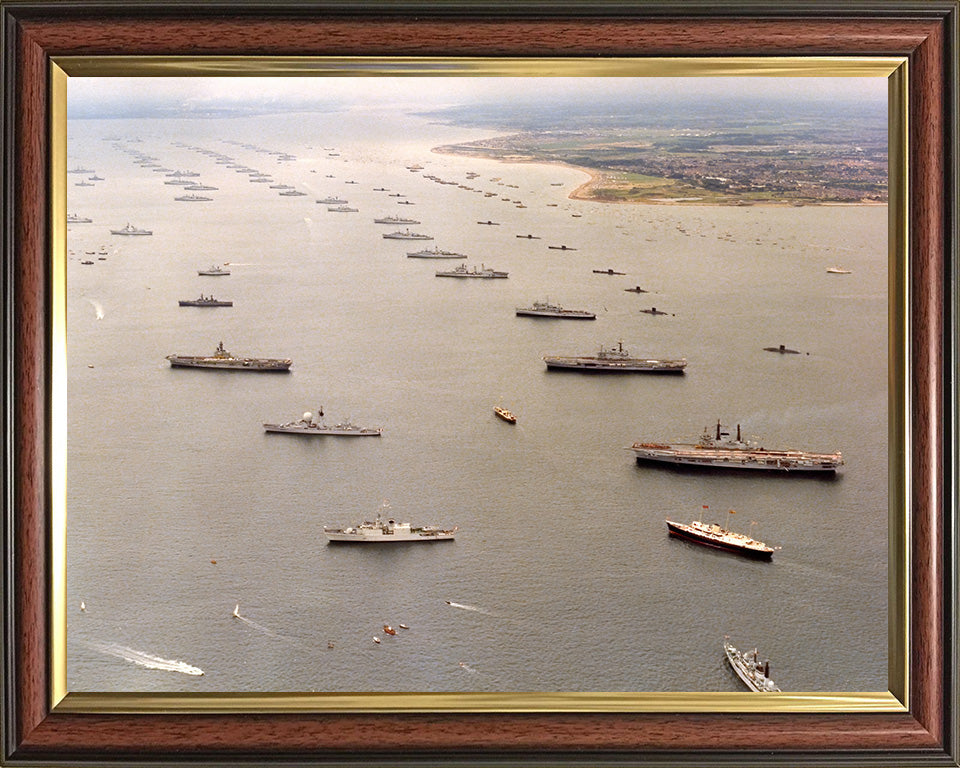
[166,341,291,371]
[631,420,843,472]
[543,341,685,373]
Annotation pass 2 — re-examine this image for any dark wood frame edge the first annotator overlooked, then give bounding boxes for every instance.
[2,2,956,765]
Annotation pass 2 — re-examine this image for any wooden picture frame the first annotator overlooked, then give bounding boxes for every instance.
[2,1,956,765]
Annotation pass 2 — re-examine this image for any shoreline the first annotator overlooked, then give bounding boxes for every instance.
[432,145,888,208]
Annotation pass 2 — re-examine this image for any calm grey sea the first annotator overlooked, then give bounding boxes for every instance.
[65,108,888,694]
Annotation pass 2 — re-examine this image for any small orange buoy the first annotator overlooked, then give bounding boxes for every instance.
[210,560,217,564]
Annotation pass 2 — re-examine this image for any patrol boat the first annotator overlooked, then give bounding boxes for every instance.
[178,294,233,307]
[110,223,152,236]
[516,300,595,320]
[263,410,381,436]
[724,638,781,692]
[666,507,778,559]
[543,341,685,373]
[166,341,291,371]
[631,420,843,472]
[435,264,508,279]
[325,507,456,543]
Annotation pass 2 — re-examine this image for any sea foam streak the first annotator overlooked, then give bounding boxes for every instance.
[90,642,204,675]
[445,601,488,614]
[232,605,297,642]
[86,298,104,320]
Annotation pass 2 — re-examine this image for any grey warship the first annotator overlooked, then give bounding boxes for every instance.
[374,215,420,225]
[543,341,685,373]
[263,410,382,436]
[516,300,595,320]
[166,341,291,371]
[407,246,467,259]
[178,294,232,307]
[435,264,508,279]
[631,420,843,472]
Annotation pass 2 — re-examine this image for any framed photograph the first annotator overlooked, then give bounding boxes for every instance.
[3,2,956,766]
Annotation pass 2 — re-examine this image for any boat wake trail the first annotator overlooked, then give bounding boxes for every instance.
[232,605,298,642]
[458,661,479,674]
[445,601,489,614]
[86,298,104,320]
[88,641,204,676]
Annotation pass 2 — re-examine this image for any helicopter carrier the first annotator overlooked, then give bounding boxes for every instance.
[631,421,843,472]
[166,341,291,372]
[543,341,685,373]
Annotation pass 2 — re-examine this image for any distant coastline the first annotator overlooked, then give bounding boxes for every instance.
[562,164,887,207]
[432,137,888,208]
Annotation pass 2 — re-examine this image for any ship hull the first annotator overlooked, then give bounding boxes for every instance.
[436,272,508,279]
[632,445,841,472]
[516,310,595,320]
[263,424,380,435]
[724,642,780,692]
[544,358,685,373]
[167,357,290,371]
[324,531,455,543]
[666,521,773,559]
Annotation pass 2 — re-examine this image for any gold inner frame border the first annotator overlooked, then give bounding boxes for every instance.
[48,55,909,715]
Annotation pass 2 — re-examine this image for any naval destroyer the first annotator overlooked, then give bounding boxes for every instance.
[325,508,456,543]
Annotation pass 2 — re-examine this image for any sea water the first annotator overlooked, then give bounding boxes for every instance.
[64,108,887,693]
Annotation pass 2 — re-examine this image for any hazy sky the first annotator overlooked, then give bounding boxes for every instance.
[69,75,888,117]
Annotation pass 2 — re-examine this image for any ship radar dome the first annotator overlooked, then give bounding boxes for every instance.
[303,411,312,421]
